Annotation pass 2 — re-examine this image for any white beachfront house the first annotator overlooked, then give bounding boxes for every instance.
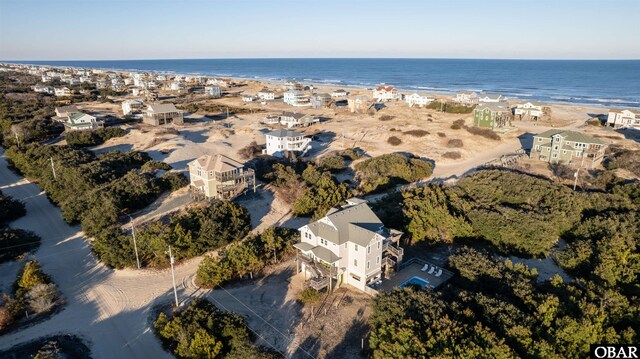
[607,109,640,129]
[279,112,320,128]
[514,102,546,120]
[295,198,404,292]
[455,91,478,104]
[405,93,434,107]
[170,82,183,91]
[284,90,310,106]
[331,89,349,98]
[242,95,258,102]
[204,86,222,98]
[264,129,311,157]
[54,87,72,97]
[63,112,101,131]
[478,93,507,103]
[121,99,144,116]
[33,84,54,95]
[258,89,275,101]
[373,86,401,102]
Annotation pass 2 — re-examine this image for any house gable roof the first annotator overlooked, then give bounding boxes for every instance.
[189,154,244,173]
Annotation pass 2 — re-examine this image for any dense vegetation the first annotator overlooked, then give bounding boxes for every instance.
[375,169,636,257]
[0,190,40,263]
[154,299,277,359]
[604,146,640,176]
[196,226,297,288]
[0,72,61,146]
[95,200,251,269]
[426,100,476,113]
[0,261,61,333]
[369,246,639,358]
[354,153,433,193]
[5,144,187,266]
[268,163,349,219]
[0,189,26,224]
[65,127,126,147]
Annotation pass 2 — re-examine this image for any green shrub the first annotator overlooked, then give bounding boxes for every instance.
[0,228,40,264]
[426,101,476,114]
[442,151,462,159]
[297,287,322,304]
[154,299,274,358]
[447,139,463,148]
[0,190,26,224]
[387,136,402,146]
[355,153,433,193]
[195,226,297,288]
[463,125,501,140]
[379,115,395,121]
[65,127,126,147]
[317,154,346,172]
[404,129,429,137]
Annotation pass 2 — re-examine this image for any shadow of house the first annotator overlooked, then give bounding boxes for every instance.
[304,131,336,159]
[207,266,306,355]
[325,318,368,359]
[518,132,535,153]
[180,129,210,144]
[615,127,640,143]
[290,335,322,359]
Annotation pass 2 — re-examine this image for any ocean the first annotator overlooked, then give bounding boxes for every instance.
[9,58,640,108]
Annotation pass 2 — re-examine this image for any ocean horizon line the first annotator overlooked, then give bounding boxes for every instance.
[3,57,640,63]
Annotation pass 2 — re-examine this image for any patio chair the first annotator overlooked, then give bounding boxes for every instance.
[435,269,442,277]
[421,264,429,272]
[428,266,435,274]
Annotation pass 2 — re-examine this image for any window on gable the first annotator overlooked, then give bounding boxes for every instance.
[354,259,358,267]
[354,244,358,251]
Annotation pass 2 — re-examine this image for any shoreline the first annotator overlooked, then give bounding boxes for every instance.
[3,61,637,111]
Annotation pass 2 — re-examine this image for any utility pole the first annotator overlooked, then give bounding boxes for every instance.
[128,215,141,269]
[573,169,580,191]
[14,132,20,148]
[168,246,179,307]
[50,157,57,180]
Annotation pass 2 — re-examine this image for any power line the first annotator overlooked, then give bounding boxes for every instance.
[210,283,317,359]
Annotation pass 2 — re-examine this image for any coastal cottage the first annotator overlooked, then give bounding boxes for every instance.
[514,102,547,121]
[405,93,434,107]
[143,103,184,125]
[264,129,311,157]
[204,86,222,98]
[170,82,183,91]
[295,198,404,292]
[54,87,72,97]
[257,89,275,101]
[279,112,320,128]
[607,109,640,129]
[373,86,401,102]
[478,93,506,103]
[63,112,102,131]
[331,89,349,98]
[33,84,54,95]
[310,93,332,109]
[530,130,607,168]
[472,103,511,129]
[348,96,372,114]
[55,105,79,118]
[242,95,258,102]
[121,99,144,116]
[455,91,478,104]
[188,154,256,201]
[284,90,310,106]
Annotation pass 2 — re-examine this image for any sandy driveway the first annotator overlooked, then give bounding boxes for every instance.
[0,148,313,358]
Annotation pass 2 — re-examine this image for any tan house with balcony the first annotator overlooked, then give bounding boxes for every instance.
[143,103,184,125]
[530,130,607,168]
[188,154,255,200]
[295,198,404,292]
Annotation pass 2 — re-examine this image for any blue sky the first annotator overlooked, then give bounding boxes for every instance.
[1,0,638,60]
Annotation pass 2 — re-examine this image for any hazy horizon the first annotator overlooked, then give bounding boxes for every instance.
[1,0,639,61]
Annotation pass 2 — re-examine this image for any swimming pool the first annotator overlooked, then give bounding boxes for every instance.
[399,276,429,288]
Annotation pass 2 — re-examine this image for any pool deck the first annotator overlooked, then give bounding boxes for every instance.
[378,260,454,292]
